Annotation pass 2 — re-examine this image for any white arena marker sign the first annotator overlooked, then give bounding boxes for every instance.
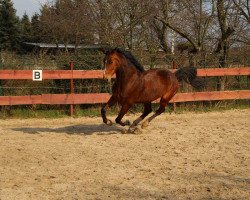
[33,70,42,81]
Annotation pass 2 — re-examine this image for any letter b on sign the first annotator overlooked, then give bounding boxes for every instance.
[33,70,42,81]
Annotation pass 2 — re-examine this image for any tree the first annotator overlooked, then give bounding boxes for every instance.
[20,12,31,42]
[232,0,250,44]
[30,13,43,42]
[233,0,250,23]
[215,0,240,90]
[151,0,170,53]
[153,0,249,91]
[39,0,94,51]
[155,0,216,66]
[91,0,155,49]
[0,0,20,50]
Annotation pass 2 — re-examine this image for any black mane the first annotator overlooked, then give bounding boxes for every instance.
[106,48,145,72]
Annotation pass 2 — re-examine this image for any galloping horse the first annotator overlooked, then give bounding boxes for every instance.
[101,48,202,132]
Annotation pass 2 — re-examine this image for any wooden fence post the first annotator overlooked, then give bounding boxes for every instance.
[70,62,74,116]
[172,60,177,112]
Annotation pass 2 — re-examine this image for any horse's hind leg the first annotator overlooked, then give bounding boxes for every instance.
[141,98,167,128]
[128,102,152,132]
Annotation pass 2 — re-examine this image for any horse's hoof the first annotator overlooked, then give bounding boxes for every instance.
[127,127,142,134]
[141,120,149,129]
[115,119,130,126]
[127,126,135,133]
[106,119,113,126]
[124,120,131,126]
[121,129,127,134]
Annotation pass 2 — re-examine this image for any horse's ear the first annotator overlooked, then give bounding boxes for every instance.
[114,47,122,53]
[99,45,112,54]
[100,47,108,54]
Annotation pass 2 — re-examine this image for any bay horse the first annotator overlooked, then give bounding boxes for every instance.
[101,48,203,133]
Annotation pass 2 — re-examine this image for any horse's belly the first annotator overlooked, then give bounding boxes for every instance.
[135,91,162,103]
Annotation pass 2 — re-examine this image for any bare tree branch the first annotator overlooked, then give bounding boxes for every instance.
[154,16,199,52]
[233,0,250,23]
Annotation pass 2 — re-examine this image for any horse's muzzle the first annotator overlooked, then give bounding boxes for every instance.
[106,76,112,83]
[103,74,112,83]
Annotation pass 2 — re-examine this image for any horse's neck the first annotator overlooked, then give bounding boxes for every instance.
[114,65,140,95]
[116,64,139,82]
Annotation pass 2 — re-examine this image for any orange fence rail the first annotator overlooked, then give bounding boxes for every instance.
[0,67,250,80]
[0,90,249,106]
[0,67,249,115]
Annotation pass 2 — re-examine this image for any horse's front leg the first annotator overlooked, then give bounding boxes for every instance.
[101,96,116,126]
[115,103,131,126]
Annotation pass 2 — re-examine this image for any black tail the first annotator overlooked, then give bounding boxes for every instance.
[175,66,205,91]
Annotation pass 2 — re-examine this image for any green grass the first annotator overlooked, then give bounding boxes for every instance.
[0,108,67,119]
[0,100,249,119]
[174,100,250,114]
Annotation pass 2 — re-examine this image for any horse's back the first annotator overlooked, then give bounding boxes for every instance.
[142,68,177,86]
[134,68,178,103]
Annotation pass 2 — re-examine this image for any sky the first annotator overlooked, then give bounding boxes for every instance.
[12,0,48,18]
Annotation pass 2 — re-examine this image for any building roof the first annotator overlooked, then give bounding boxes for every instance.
[24,42,104,50]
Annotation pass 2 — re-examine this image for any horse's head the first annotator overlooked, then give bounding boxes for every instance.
[102,48,145,82]
[103,49,123,82]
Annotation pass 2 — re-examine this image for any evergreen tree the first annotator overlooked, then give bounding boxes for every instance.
[0,0,20,50]
[30,13,42,42]
[20,12,31,42]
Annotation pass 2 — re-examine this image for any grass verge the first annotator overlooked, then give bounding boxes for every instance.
[0,100,249,119]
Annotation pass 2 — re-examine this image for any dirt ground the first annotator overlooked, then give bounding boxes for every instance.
[0,109,249,200]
